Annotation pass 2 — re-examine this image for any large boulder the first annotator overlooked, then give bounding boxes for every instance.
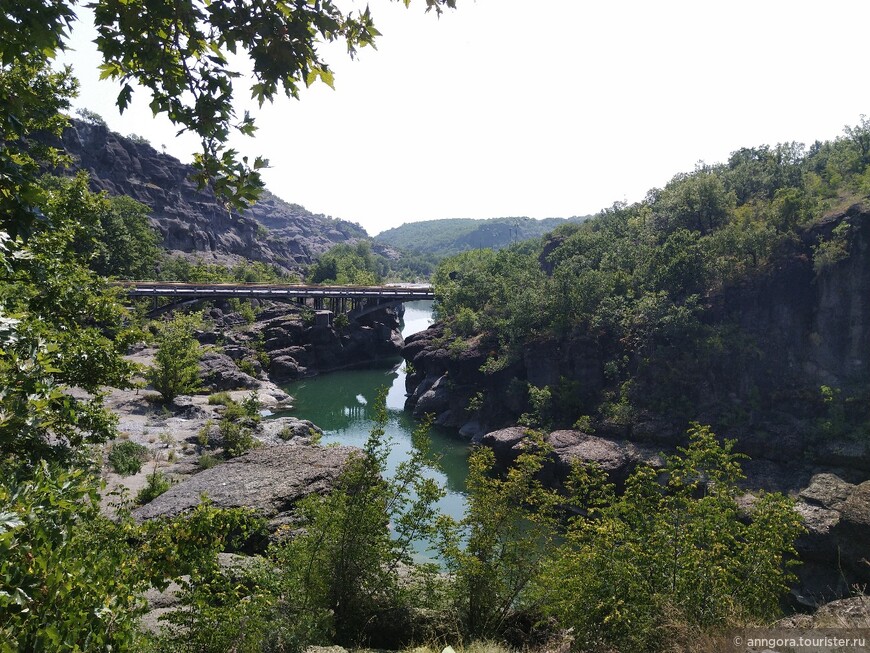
[199,351,259,390]
[132,444,356,531]
[544,430,663,487]
[793,474,870,605]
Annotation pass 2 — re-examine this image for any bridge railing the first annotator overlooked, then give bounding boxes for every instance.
[108,281,435,301]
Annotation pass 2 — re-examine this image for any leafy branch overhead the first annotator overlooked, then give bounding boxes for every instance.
[0,0,456,215]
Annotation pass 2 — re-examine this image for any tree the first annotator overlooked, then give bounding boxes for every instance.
[149,313,202,403]
[0,0,457,223]
[38,173,161,279]
[436,431,560,640]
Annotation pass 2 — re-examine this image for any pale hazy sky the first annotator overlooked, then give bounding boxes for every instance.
[59,0,870,235]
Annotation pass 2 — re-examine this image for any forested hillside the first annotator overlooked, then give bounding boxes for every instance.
[421,120,870,446]
[375,215,589,257]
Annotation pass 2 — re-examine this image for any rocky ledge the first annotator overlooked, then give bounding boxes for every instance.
[132,444,356,538]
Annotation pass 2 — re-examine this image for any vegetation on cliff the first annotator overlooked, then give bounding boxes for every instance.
[432,120,870,436]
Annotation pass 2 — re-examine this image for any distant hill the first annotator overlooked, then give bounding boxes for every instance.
[374,216,590,257]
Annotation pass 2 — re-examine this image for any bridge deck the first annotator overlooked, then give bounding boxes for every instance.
[111,282,434,302]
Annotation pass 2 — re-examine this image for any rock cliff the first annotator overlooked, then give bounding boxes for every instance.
[53,120,367,273]
[403,206,870,605]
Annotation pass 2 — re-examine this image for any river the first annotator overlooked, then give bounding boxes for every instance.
[278,301,468,561]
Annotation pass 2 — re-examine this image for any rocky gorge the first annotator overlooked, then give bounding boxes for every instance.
[401,204,870,606]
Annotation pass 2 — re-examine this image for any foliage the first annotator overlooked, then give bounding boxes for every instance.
[309,241,383,285]
[217,395,261,458]
[0,57,76,239]
[266,390,444,646]
[813,220,852,273]
[535,425,805,652]
[108,440,148,475]
[437,431,561,640]
[159,254,293,283]
[149,313,202,403]
[136,469,172,505]
[0,185,138,463]
[375,215,590,258]
[432,119,870,429]
[207,391,232,406]
[39,173,161,279]
[75,107,107,126]
[0,460,258,652]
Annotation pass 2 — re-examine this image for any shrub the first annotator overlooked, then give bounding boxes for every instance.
[197,453,220,470]
[436,430,561,640]
[267,391,444,646]
[535,424,805,651]
[237,358,257,377]
[108,440,148,476]
[220,420,257,458]
[149,313,202,403]
[208,392,232,406]
[137,470,172,504]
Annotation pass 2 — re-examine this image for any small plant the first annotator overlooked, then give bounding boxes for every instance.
[221,420,257,458]
[208,392,232,406]
[197,419,213,448]
[572,415,595,433]
[198,453,220,470]
[237,358,258,377]
[108,441,148,476]
[238,302,256,324]
[466,391,484,414]
[126,133,150,145]
[241,391,261,418]
[137,469,172,504]
[334,312,350,330]
[76,107,107,126]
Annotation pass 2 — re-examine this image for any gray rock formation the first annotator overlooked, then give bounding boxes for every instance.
[793,473,870,605]
[53,120,367,273]
[132,444,356,530]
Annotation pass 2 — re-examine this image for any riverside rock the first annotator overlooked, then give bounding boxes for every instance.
[793,474,870,605]
[132,445,355,531]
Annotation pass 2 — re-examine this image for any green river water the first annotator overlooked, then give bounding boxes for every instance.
[277,301,469,561]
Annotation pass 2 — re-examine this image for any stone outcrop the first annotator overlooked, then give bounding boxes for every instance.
[132,444,356,532]
[793,473,870,605]
[200,303,404,385]
[53,120,367,273]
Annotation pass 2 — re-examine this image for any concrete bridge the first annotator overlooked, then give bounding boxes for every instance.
[111,282,434,318]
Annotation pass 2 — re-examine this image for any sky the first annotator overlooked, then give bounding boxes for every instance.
[59,0,870,236]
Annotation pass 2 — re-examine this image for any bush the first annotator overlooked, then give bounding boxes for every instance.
[267,390,444,646]
[220,420,257,458]
[108,440,148,476]
[207,392,232,406]
[197,453,220,470]
[436,430,561,640]
[535,424,804,651]
[137,470,172,504]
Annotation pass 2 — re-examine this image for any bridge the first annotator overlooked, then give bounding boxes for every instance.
[110,282,435,318]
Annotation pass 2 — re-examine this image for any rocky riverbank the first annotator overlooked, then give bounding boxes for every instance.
[103,301,403,515]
